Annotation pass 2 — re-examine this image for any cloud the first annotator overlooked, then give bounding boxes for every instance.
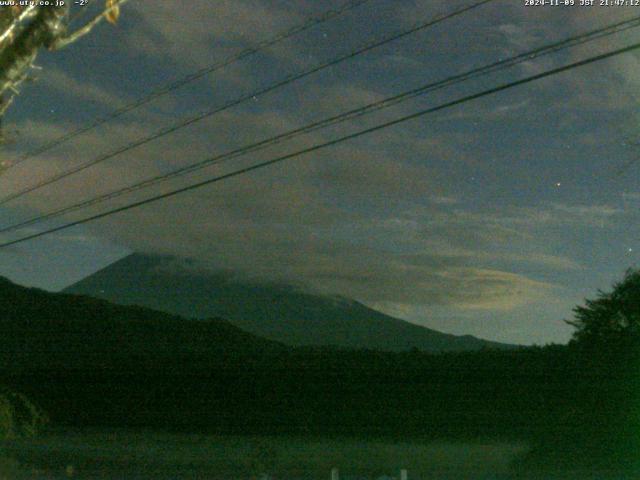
[98,207,555,311]
[446,201,623,231]
[622,191,640,202]
[1,0,634,346]
[547,202,621,220]
[125,0,308,68]
[0,97,591,314]
[41,68,127,109]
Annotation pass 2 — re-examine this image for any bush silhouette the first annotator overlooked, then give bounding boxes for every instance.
[0,387,48,440]
[538,269,640,472]
[567,268,640,349]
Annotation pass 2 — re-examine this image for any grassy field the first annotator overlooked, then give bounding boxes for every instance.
[1,430,529,479]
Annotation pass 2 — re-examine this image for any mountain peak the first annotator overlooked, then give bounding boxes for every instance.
[64,253,513,352]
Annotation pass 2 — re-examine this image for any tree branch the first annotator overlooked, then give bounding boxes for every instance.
[51,0,130,50]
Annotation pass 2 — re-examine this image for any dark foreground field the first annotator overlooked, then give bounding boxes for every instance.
[3,431,531,479]
[1,273,639,479]
[3,431,637,480]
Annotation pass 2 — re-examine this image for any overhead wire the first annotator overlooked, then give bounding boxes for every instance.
[1,14,639,234]
[4,0,372,169]
[0,0,496,205]
[2,37,639,248]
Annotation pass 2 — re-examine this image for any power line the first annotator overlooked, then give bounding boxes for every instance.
[5,0,371,168]
[1,38,639,249]
[0,0,496,205]
[2,14,639,234]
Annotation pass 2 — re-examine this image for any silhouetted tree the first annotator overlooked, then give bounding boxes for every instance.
[567,268,640,348]
[555,269,640,472]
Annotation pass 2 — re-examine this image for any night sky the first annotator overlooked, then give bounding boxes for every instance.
[0,0,639,345]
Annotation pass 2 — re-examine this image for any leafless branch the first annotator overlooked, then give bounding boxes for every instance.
[52,0,130,50]
[0,1,130,143]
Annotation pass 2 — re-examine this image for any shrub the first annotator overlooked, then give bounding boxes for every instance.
[0,387,48,440]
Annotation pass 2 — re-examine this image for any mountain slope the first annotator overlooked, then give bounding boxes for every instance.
[64,254,512,352]
[0,274,571,441]
[0,275,284,373]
